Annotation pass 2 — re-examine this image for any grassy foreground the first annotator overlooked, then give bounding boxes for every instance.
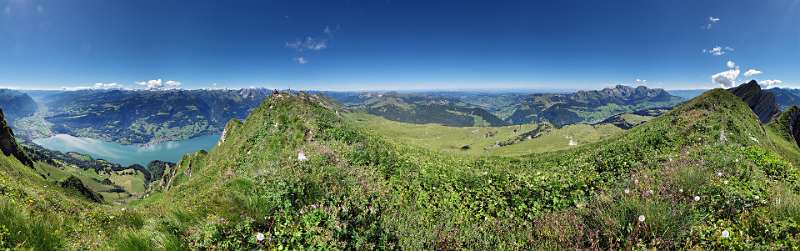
[3,89,800,249]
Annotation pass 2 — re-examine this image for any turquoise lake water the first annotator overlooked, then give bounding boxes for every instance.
[33,134,220,166]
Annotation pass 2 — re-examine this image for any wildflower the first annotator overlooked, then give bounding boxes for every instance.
[624,188,630,194]
[256,232,265,241]
[638,215,646,222]
[721,230,730,238]
[297,151,308,161]
[754,195,760,200]
[679,188,684,193]
[121,208,126,211]
[694,196,701,202]
[717,172,723,177]
[723,180,729,185]
[647,189,654,195]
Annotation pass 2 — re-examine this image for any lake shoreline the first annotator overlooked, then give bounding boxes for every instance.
[32,133,221,166]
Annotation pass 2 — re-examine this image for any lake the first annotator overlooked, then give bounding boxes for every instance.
[33,134,221,166]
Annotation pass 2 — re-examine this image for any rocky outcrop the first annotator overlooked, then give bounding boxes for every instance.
[0,109,34,167]
[729,80,780,123]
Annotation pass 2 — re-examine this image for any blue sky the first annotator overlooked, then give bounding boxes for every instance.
[0,0,798,91]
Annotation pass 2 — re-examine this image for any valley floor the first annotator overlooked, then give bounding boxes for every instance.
[347,113,623,157]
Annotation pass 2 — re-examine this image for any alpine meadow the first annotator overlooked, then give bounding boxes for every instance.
[1,0,800,250]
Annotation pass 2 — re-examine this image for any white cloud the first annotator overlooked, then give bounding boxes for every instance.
[165,80,181,88]
[286,26,340,63]
[323,25,341,36]
[136,79,181,90]
[726,61,736,68]
[634,79,647,86]
[294,57,308,64]
[760,79,783,88]
[705,16,721,29]
[286,37,328,52]
[704,46,734,56]
[61,82,125,91]
[711,68,740,88]
[744,69,762,78]
[94,82,123,89]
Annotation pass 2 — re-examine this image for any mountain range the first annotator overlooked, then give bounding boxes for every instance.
[325,85,684,128]
[2,80,800,248]
[9,89,272,144]
[0,89,37,125]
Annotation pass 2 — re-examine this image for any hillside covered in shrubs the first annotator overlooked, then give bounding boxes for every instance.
[3,87,800,249]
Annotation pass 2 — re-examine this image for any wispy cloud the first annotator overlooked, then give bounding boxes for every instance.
[634,79,647,86]
[704,16,720,29]
[760,79,783,88]
[286,37,328,52]
[744,69,762,78]
[286,25,340,64]
[323,25,340,36]
[135,79,182,90]
[726,60,736,68]
[61,82,126,91]
[703,46,734,56]
[94,82,123,89]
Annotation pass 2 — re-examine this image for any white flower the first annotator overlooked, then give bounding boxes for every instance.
[297,152,308,161]
[256,232,265,241]
[679,188,684,193]
[724,180,729,185]
[647,189,654,195]
[694,196,701,202]
[717,172,723,177]
[121,208,126,211]
[721,230,730,238]
[638,215,646,222]
[754,195,760,200]
[624,188,630,194]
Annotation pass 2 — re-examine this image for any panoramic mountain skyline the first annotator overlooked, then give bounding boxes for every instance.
[1,0,799,91]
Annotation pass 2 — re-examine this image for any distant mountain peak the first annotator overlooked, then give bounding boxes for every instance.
[729,80,780,123]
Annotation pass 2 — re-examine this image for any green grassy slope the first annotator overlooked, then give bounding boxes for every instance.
[34,163,147,204]
[0,154,149,249]
[347,112,622,157]
[127,89,800,249]
[4,88,800,249]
